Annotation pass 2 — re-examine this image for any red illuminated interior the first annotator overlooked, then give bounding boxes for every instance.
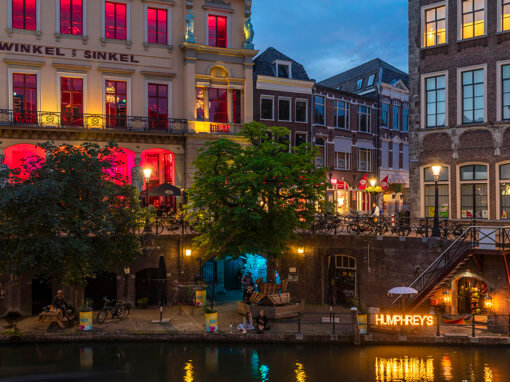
[60,0,83,35]
[12,0,36,30]
[208,15,227,48]
[105,1,126,40]
[147,7,167,44]
[4,144,46,180]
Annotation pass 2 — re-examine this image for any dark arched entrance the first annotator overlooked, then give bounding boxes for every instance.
[135,268,159,306]
[32,277,53,315]
[85,272,117,310]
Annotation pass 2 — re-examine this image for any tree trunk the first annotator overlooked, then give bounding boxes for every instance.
[266,255,277,283]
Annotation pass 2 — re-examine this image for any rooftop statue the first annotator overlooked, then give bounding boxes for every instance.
[243,17,254,49]
[185,9,196,44]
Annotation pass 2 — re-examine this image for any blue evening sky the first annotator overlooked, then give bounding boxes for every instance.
[252,0,408,81]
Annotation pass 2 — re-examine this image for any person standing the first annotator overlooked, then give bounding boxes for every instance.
[241,272,254,303]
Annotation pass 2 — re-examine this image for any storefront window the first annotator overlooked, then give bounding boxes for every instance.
[60,0,83,35]
[61,77,83,126]
[147,7,167,44]
[148,83,168,130]
[328,181,350,215]
[105,80,127,128]
[460,164,488,219]
[423,166,449,217]
[456,277,488,314]
[500,164,510,219]
[13,73,37,124]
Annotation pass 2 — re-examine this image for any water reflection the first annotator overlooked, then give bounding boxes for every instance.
[441,355,453,381]
[484,365,494,382]
[184,360,194,382]
[295,362,307,382]
[375,357,434,381]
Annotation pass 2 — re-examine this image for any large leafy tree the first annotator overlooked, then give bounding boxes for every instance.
[186,122,328,280]
[0,142,144,290]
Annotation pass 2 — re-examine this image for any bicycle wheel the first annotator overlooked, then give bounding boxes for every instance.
[96,309,107,323]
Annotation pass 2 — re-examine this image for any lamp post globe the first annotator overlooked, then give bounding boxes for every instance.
[143,168,152,207]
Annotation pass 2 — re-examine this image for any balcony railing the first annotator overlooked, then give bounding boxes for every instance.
[0,109,188,133]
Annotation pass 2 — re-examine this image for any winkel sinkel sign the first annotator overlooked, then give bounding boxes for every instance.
[0,42,140,63]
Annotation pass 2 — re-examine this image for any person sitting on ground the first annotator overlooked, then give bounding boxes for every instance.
[255,310,270,333]
[53,290,69,320]
[238,311,255,334]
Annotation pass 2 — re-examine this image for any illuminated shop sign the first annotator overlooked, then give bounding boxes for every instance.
[0,42,139,63]
[375,314,434,326]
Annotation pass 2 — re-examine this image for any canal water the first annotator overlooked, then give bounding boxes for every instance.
[0,343,508,381]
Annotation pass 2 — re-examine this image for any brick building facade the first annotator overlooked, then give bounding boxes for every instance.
[409,0,510,220]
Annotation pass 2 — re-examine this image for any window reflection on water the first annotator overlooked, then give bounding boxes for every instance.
[375,357,434,382]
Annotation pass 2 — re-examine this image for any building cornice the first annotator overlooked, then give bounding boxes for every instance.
[180,42,258,59]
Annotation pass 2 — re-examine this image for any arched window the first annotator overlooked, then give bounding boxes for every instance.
[460,165,488,219]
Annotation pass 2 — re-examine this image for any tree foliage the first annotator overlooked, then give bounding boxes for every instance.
[0,142,144,287]
[186,122,328,263]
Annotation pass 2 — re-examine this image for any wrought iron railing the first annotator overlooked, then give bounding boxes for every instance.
[0,109,188,133]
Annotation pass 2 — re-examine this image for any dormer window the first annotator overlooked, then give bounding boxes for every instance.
[356,79,363,90]
[274,61,292,79]
[367,74,375,87]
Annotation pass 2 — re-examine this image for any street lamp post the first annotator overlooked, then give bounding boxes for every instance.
[431,165,442,238]
[143,168,152,207]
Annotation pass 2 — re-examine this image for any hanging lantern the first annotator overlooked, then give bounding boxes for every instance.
[442,289,451,304]
[485,294,493,310]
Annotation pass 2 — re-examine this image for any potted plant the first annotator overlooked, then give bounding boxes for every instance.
[137,297,149,309]
[79,298,93,331]
[203,303,218,333]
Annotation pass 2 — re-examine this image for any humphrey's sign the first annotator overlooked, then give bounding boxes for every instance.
[375,314,434,327]
[0,42,140,63]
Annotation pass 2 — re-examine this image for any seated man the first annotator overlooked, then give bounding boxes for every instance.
[255,310,270,333]
[53,290,68,320]
[238,311,254,334]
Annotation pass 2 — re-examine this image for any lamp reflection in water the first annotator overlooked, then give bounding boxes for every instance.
[184,360,194,382]
[295,362,307,382]
[484,365,494,382]
[375,357,434,382]
[441,356,453,381]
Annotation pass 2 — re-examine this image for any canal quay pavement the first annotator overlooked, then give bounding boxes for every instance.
[2,300,510,346]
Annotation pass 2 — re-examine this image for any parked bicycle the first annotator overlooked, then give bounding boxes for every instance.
[96,297,130,323]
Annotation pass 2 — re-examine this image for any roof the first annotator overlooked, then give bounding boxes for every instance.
[318,58,408,96]
[253,47,311,81]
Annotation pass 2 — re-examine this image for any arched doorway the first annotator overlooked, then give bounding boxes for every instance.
[141,148,175,209]
[106,147,135,185]
[31,277,53,315]
[455,276,489,314]
[4,144,46,180]
[135,268,159,306]
[85,272,117,310]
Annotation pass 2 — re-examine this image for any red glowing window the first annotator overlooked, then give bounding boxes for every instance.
[13,73,37,124]
[60,0,83,35]
[105,80,127,128]
[4,144,46,180]
[209,88,228,123]
[141,149,175,188]
[147,7,167,44]
[105,147,135,185]
[61,77,83,126]
[12,0,37,30]
[105,1,126,40]
[232,89,241,124]
[208,15,227,48]
[148,83,168,130]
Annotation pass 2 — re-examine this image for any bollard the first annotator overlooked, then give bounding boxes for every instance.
[297,312,302,335]
[436,313,440,337]
[472,314,476,337]
[332,312,336,335]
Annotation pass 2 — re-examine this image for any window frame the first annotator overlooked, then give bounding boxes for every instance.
[8,0,41,34]
[56,0,86,38]
[498,0,510,32]
[8,67,41,114]
[260,95,274,121]
[335,100,350,130]
[101,0,131,44]
[367,74,375,87]
[278,97,292,122]
[422,165,451,218]
[392,104,400,130]
[457,64,487,125]
[205,11,230,49]
[56,71,87,120]
[102,75,132,120]
[356,79,363,91]
[274,60,292,79]
[295,98,308,123]
[314,95,325,126]
[145,78,172,119]
[144,3,172,47]
[402,107,409,131]
[358,105,371,133]
[358,148,371,172]
[421,1,448,48]
[335,152,351,170]
[456,162,490,219]
[496,60,510,121]
[497,161,510,219]
[381,102,389,128]
[420,70,449,129]
[294,132,308,147]
[314,135,326,167]
[458,0,487,40]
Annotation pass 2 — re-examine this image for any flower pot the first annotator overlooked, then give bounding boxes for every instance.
[195,289,206,307]
[204,311,218,333]
[79,311,93,331]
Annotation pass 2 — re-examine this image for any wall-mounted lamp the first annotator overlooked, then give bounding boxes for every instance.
[369,179,376,187]
[485,293,493,310]
[185,249,192,257]
[442,289,451,304]
[297,247,305,255]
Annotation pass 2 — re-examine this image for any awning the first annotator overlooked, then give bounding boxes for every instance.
[356,140,375,150]
[334,137,352,153]
[148,183,184,197]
